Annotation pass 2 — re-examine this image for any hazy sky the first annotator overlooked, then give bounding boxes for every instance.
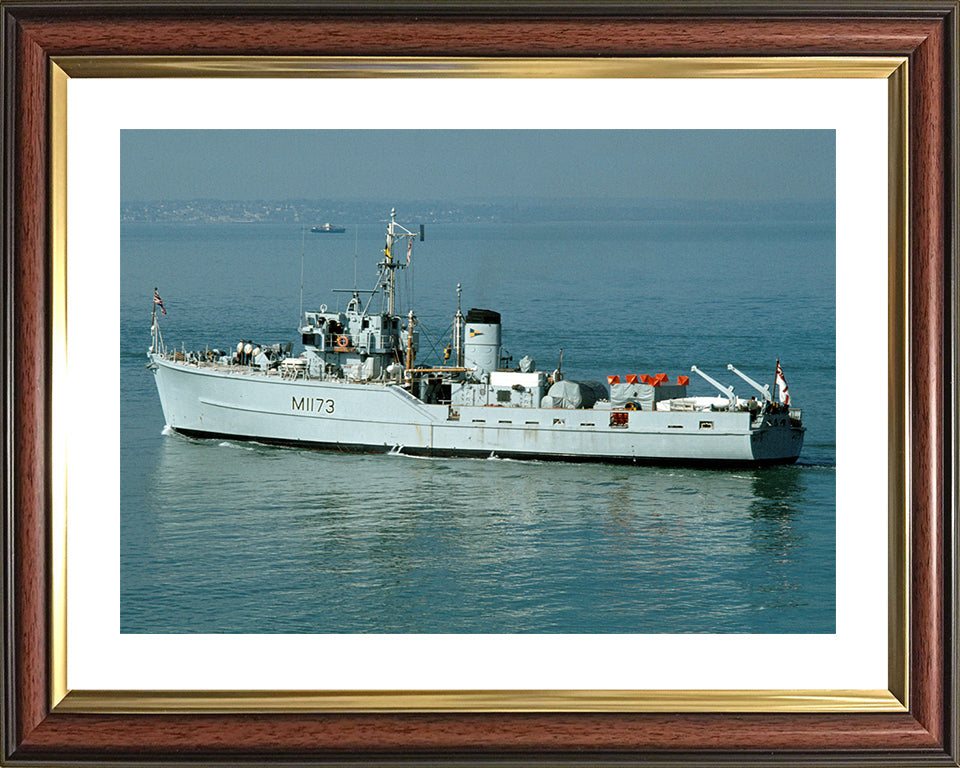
[121,129,834,203]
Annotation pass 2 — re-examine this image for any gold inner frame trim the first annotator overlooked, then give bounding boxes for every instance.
[48,55,909,715]
[886,60,910,710]
[50,61,69,709]
[53,55,905,79]
[55,688,905,714]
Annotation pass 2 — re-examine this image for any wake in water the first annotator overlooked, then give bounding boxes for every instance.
[794,459,837,469]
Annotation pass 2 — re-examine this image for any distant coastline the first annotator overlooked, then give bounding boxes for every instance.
[120,197,835,226]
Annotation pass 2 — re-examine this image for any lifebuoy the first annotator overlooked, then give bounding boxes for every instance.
[336,335,349,348]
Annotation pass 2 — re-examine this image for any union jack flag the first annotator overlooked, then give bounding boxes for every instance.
[154,289,167,315]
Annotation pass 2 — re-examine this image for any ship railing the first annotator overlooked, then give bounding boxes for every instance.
[789,408,803,426]
[280,358,309,380]
[323,333,354,351]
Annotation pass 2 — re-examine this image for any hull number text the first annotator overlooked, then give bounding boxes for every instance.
[292,396,335,414]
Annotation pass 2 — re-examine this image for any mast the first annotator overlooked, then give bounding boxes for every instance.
[385,208,397,315]
[378,208,421,317]
[405,310,416,372]
[453,283,464,367]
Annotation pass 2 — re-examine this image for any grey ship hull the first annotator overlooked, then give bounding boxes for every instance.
[151,356,804,467]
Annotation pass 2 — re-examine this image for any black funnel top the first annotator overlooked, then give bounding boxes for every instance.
[465,308,501,324]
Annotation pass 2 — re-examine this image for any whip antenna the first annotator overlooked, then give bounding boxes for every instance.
[354,225,359,290]
[299,225,305,325]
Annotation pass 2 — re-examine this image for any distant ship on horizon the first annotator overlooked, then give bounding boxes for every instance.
[310,223,346,233]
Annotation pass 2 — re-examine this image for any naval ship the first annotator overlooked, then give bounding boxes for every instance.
[148,209,804,466]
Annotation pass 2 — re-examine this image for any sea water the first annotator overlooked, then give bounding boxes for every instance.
[120,212,835,633]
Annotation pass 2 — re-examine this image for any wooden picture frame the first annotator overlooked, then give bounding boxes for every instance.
[2,2,957,765]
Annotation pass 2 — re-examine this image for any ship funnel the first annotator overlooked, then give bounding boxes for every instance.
[463,308,501,377]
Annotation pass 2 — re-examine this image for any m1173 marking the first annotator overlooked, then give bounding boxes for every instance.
[292,396,335,414]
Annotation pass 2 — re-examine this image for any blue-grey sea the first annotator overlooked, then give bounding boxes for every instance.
[120,210,835,633]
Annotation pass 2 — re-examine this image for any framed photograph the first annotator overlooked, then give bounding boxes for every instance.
[2,2,957,765]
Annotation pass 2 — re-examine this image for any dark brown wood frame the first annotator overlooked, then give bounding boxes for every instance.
[2,2,957,765]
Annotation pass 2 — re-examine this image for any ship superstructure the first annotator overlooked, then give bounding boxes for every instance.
[148,209,804,466]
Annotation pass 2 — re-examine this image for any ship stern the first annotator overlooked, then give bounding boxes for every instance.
[749,412,805,465]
